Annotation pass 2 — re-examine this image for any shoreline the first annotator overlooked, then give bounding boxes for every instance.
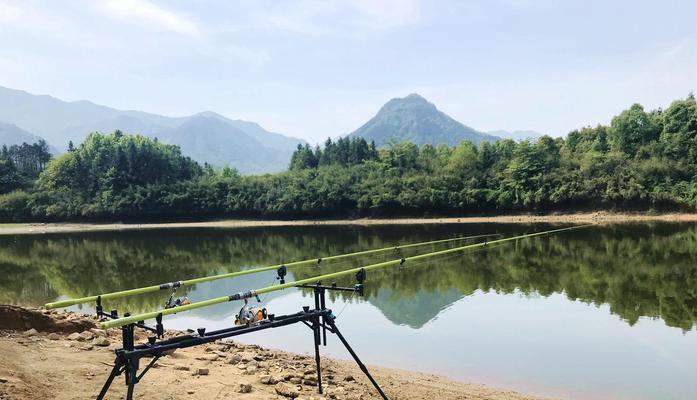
[0,306,552,400]
[1,211,697,235]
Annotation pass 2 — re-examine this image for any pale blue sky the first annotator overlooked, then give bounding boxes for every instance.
[1,0,695,143]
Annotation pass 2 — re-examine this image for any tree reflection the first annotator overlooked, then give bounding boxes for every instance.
[0,223,694,331]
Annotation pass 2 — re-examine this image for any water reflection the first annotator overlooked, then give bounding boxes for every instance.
[0,223,695,331]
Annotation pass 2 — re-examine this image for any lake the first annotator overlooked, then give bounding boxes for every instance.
[1,223,695,400]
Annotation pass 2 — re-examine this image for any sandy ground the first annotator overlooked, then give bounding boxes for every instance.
[1,212,697,235]
[0,307,551,400]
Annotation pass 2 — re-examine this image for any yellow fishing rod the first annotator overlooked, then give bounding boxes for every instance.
[100,224,591,329]
[45,233,499,309]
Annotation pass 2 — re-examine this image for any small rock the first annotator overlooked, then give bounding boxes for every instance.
[289,377,302,384]
[275,382,301,398]
[173,364,190,371]
[343,375,355,382]
[196,354,219,361]
[187,390,195,394]
[260,375,277,385]
[93,337,110,347]
[67,332,81,341]
[79,344,94,351]
[228,354,242,363]
[194,368,209,376]
[48,333,61,340]
[0,376,9,383]
[244,365,258,375]
[237,363,247,370]
[303,378,317,386]
[89,328,107,337]
[326,386,346,399]
[23,328,39,337]
[78,331,93,341]
[238,383,252,393]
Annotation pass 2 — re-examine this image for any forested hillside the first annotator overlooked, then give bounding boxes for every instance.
[1,95,696,221]
[347,93,498,147]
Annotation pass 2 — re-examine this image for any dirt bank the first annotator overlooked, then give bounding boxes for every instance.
[2,211,697,235]
[0,307,551,400]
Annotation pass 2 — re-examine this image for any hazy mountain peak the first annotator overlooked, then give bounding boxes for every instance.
[381,93,435,112]
[193,111,227,120]
[349,93,498,147]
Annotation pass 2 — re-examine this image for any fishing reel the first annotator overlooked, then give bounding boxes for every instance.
[164,286,190,309]
[234,298,268,326]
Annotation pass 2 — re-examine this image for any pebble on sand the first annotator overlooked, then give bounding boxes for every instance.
[275,382,301,398]
[238,383,252,393]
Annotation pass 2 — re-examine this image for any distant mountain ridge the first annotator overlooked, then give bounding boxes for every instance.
[0,122,45,147]
[348,93,499,147]
[487,129,544,141]
[0,86,304,174]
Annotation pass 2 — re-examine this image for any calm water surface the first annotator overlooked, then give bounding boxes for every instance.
[1,223,696,400]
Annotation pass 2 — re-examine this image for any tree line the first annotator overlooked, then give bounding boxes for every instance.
[0,94,696,221]
[0,140,52,192]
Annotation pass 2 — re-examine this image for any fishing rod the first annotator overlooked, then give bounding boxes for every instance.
[100,224,591,329]
[45,233,499,310]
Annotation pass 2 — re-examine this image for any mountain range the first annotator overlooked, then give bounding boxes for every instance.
[347,93,499,147]
[0,86,545,173]
[0,86,305,174]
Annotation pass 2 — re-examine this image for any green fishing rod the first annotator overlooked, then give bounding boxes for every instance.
[45,233,499,310]
[100,224,591,330]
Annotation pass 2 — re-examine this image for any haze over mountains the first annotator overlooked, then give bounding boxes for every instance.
[0,86,547,173]
[0,86,305,174]
[348,93,500,147]
[487,130,544,141]
[0,122,45,147]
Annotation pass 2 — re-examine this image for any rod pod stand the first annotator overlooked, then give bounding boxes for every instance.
[94,295,161,336]
[96,278,388,400]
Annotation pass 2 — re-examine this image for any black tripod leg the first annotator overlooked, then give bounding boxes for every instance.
[313,315,323,394]
[96,360,121,400]
[123,357,139,400]
[126,379,135,400]
[320,288,327,345]
[328,319,389,400]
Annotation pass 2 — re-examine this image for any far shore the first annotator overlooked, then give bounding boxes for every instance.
[1,211,697,235]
